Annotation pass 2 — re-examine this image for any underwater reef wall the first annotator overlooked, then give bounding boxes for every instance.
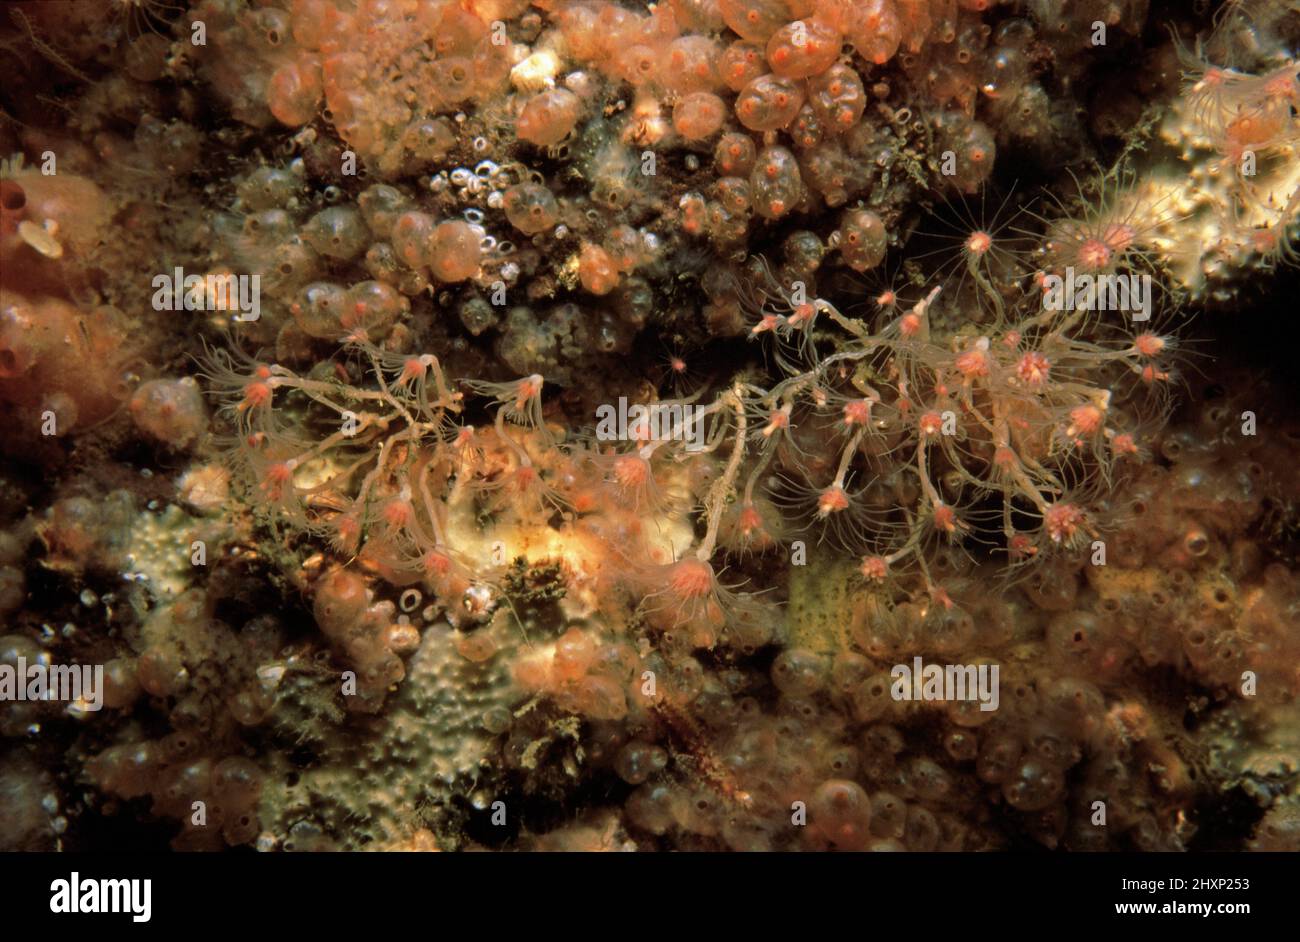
[0,0,1298,852]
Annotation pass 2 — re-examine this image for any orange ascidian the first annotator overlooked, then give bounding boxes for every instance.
[401,117,456,166]
[426,220,482,283]
[129,377,209,449]
[431,56,478,107]
[660,35,721,94]
[670,0,727,32]
[715,132,757,176]
[674,92,728,141]
[614,44,661,88]
[846,0,904,65]
[720,40,768,92]
[735,74,805,132]
[357,185,411,240]
[715,177,752,214]
[0,291,130,447]
[291,281,347,339]
[391,211,437,270]
[502,182,559,235]
[720,0,814,44]
[680,193,709,235]
[809,778,873,850]
[937,114,997,193]
[766,18,842,79]
[790,104,827,151]
[808,64,867,132]
[751,145,805,219]
[516,89,583,147]
[838,207,888,271]
[312,568,370,642]
[579,242,620,295]
[340,280,409,339]
[267,55,323,126]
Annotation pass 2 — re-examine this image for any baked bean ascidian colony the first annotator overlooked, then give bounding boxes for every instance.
[0,0,1298,853]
